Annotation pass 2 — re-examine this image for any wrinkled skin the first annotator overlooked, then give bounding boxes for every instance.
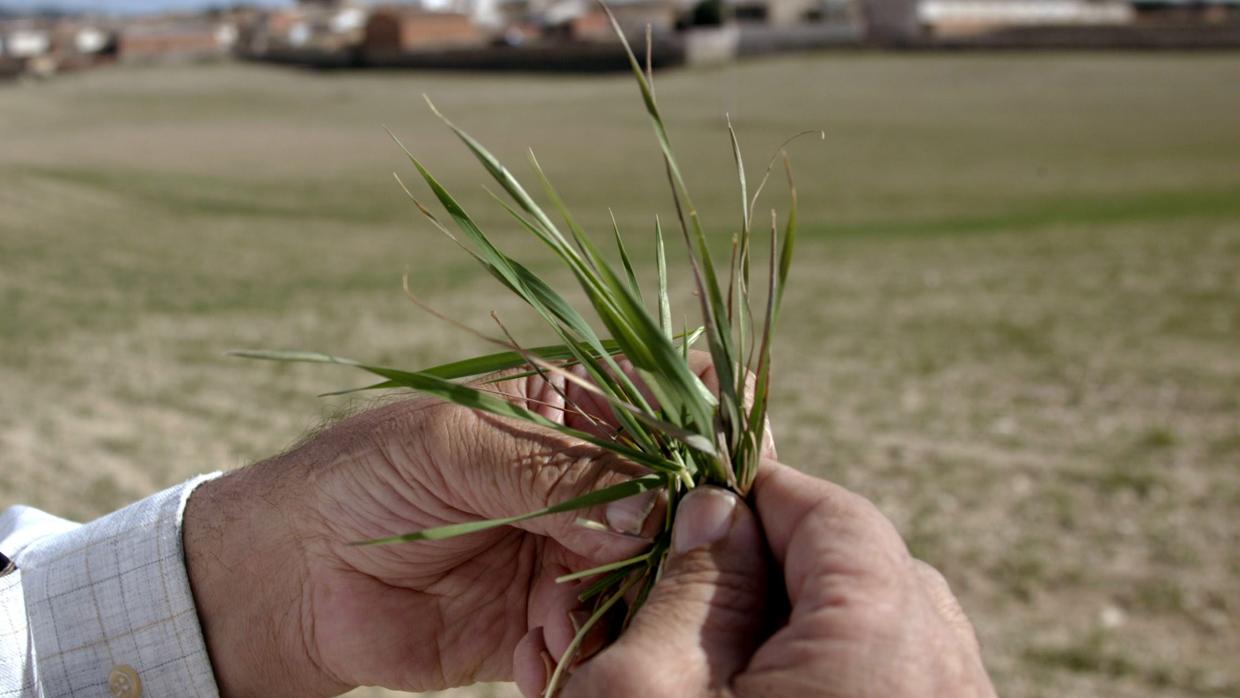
[184,356,995,697]
[557,462,998,698]
[184,361,696,696]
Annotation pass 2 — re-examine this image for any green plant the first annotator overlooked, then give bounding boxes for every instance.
[235,6,818,694]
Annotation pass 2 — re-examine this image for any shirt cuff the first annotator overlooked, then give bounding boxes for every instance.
[16,474,223,697]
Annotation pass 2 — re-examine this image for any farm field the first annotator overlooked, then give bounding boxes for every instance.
[2,53,1239,698]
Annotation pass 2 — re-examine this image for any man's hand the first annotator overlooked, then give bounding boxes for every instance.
[553,460,997,698]
[182,367,668,696]
[182,355,996,698]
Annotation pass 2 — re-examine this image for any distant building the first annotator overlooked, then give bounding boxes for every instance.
[51,22,118,71]
[116,22,228,62]
[731,0,828,25]
[859,0,923,41]
[1130,0,1240,23]
[362,6,483,57]
[919,0,1133,35]
[564,0,679,40]
[1,24,51,59]
[0,20,56,76]
[71,26,111,54]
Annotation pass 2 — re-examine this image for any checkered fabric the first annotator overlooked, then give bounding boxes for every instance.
[1,562,36,696]
[1,475,222,697]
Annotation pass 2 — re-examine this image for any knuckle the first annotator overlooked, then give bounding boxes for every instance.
[651,555,765,625]
[819,491,910,562]
[912,558,950,589]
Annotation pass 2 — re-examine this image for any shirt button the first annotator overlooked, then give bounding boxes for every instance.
[108,664,142,697]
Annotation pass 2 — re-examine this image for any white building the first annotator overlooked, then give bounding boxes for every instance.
[919,0,1134,34]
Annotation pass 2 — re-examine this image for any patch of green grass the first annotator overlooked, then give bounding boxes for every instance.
[16,164,410,225]
[1025,632,1140,677]
[991,539,1050,602]
[1079,464,1163,498]
[1026,632,1239,697]
[1129,578,1187,615]
[817,186,1240,240]
[1133,426,1177,451]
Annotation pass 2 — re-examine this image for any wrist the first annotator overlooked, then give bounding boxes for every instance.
[183,459,344,697]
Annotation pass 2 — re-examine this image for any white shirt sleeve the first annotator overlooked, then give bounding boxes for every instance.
[1,474,223,697]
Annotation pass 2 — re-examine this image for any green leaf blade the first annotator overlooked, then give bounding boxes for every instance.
[354,474,665,545]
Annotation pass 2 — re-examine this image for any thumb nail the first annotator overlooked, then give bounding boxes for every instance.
[672,487,739,554]
[605,490,657,536]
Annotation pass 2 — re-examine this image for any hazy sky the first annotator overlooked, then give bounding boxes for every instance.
[0,0,291,14]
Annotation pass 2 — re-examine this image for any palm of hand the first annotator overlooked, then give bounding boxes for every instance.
[296,374,651,692]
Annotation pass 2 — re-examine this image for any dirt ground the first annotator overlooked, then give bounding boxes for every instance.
[1,53,1237,697]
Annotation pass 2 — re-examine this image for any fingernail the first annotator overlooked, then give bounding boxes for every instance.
[605,490,657,536]
[672,487,739,554]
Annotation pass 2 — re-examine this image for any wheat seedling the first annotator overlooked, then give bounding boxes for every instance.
[235,5,821,695]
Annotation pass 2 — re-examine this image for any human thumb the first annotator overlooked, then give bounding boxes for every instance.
[565,487,769,696]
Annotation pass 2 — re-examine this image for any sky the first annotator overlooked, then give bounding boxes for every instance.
[0,0,291,15]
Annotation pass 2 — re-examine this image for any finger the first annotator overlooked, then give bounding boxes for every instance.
[565,487,769,696]
[448,406,665,563]
[464,353,749,565]
[530,460,667,565]
[513,626,550,698]
[525,549,613,664]
[467,366,669,558]
[691,353,775,461]
[526,556,584,662]
[752,459,911,605]
[559,354,709,436]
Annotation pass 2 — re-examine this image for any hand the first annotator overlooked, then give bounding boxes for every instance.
[554,460,997,698]
[182,365,679,696]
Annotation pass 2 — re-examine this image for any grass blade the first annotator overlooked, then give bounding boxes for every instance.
[233,349,682,473]
[418,339,627,381]
[611,209,643,303]
[576,566,634,603]
[546,572,643,696]
[426,97,574,255]
[318,380,399,397]
[354,474,665,545]
[229,349,361,365]
[743,155,798,490]
[654,217,672,340]
[555,550,652,583]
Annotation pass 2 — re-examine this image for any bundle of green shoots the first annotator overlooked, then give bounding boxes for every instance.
[237,6,817,695]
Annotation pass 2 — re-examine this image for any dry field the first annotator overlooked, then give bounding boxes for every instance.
[2,53,1238,697]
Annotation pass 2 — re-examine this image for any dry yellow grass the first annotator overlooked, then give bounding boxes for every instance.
[1,54,1238,697]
